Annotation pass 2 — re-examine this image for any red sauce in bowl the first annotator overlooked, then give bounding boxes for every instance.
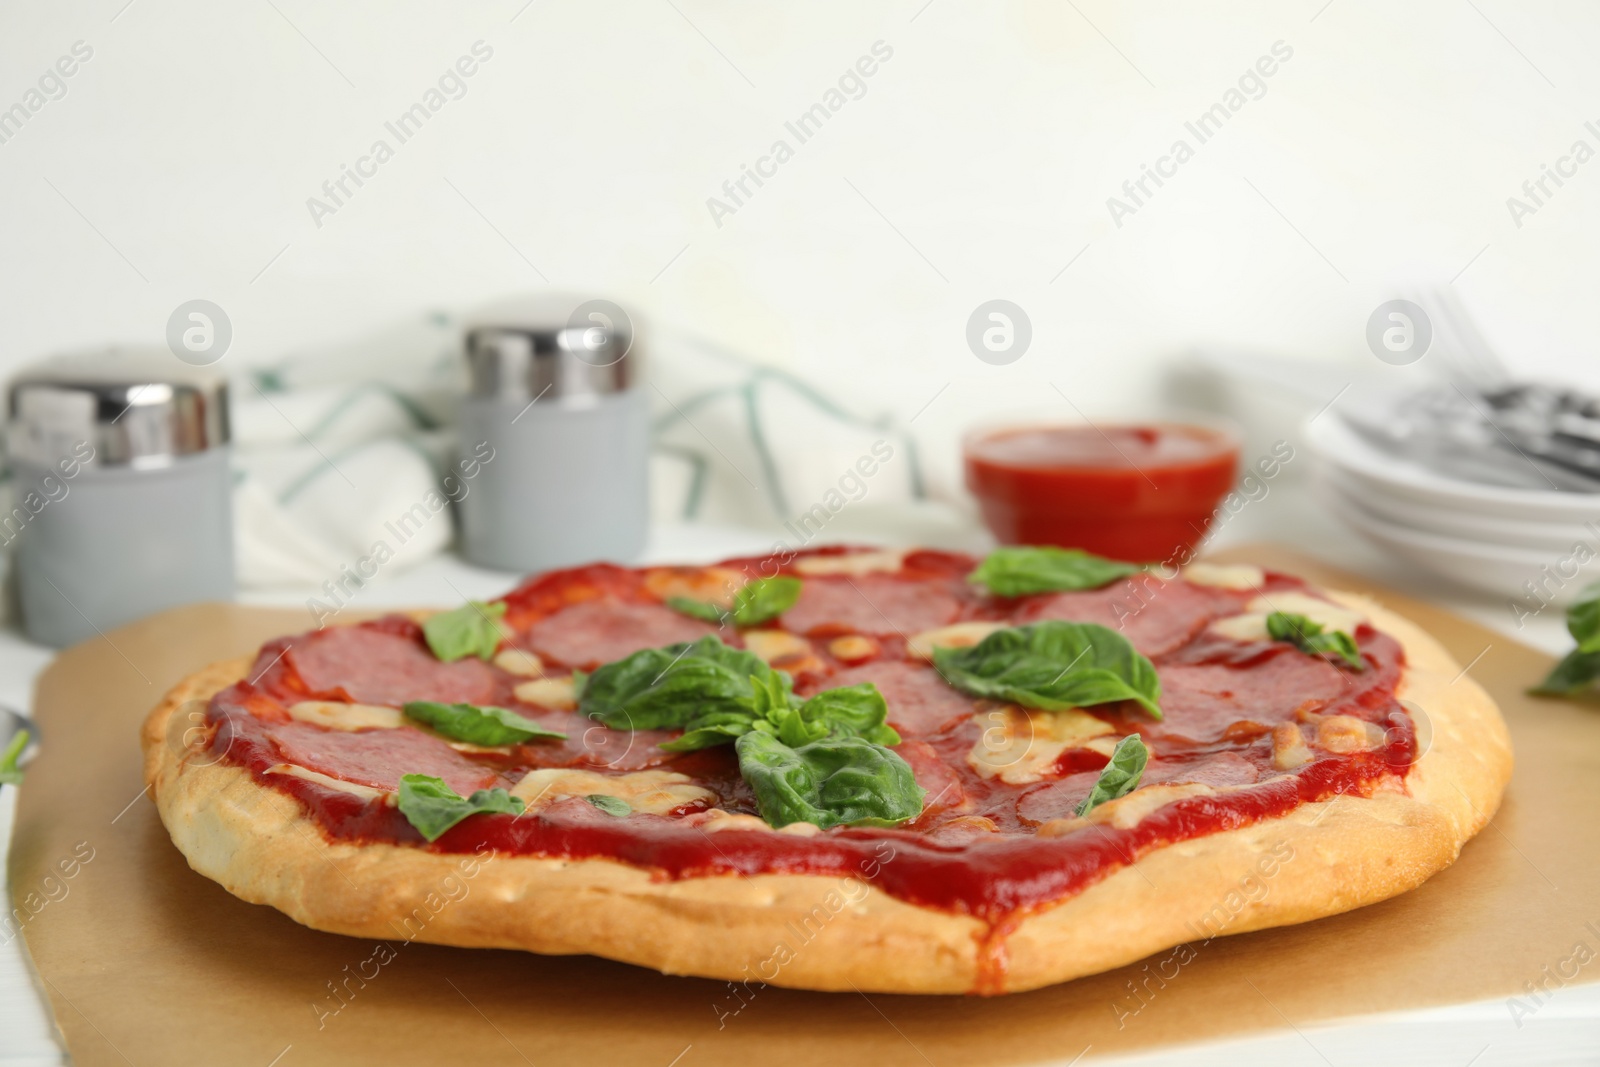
[964,423,1240,562]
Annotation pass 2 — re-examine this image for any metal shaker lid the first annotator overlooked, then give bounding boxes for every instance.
[6,348,230,469]
[463,295,640,404]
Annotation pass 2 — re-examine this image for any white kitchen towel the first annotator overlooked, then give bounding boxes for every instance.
[227,314,936,590]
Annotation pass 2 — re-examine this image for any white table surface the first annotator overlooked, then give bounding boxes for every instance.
[3,496,1597,1065]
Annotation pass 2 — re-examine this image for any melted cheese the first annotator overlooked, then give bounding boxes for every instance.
[514,677,577,711]
[1182,563,1264,590]
[1313,714,1387,754]
[967,706,1117,785]
[493,649,545,677]
[1272,721,1313,770]
[828,635,880,662]
[510,768,714,815]
[1210,593,1366,643]
[643,566,746,605]
[264,763,387,800]
[1087,783,1216,829]
[286,701,404,732]
[793,550,905,576]
[742,630,813,664]
[907,621,1006,661]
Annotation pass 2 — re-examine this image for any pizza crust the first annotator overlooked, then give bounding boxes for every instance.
[140,592,1512,994]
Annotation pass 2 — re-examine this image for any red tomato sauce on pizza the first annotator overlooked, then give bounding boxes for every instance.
[202,548,1416,950]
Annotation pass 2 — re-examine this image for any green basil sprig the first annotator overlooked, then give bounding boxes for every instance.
[0,728,28,786]
[581,636,782,733]
[580,635,918,828]
[423,601,507,662]
[933,621,1163,719]
[735,731,925,829]
[1075,735,1149,816]
[1265,612,1364,671]
[397,774,523,842]
[585,794,631,817]
[403,701,566,745]
[666,575,803,627]
[969,546,1143,597]
[1532,580,1600,696]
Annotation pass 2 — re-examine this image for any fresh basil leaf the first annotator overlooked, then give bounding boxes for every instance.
[1567,580,1600,654]
[581,636,786,732]
[1075,734,1149,816]
[665,576,804,627]
[734,731,925,830]
[1265,612,1364,671]
[423,601,507,662]
[792,683,900,746]
[396,773,523,842]
[730,576,803,625]
[664,596,727,624]
[932,621,1163,719]
[403,701,566,745]
[571,669,588,697]
[1531,648,1600,696]
[585,794,631,817]
[0,728,28,786]
[969,546,1143,597]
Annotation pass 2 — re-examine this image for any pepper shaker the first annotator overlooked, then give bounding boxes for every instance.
[457,297,649,571]
[6,350,235,647]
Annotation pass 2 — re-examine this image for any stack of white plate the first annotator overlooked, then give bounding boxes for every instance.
[1308,415,1600,605]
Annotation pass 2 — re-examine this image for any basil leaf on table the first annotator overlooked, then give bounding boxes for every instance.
[666,576,803,627]
[581,636,786,733]
[0,728,28,786]
[1075,735,1150,817]
[734,731,925,830]
[1565,580,1600,654]
[932,621,1163,720]
[403,701,567,745]
[1531,649,1600,696]
[969,546,1143,597]
[585,794,631,817]
[396,774,523,842]
[423,601,507,662]
[1265,612,1364,671]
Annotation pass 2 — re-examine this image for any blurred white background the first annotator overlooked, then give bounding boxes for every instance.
[3,0,1596,428]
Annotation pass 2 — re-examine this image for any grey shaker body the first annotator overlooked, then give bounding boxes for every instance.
[456,296,650,573]
[12,450,235,646]
[6,350,235,647]
[458,390,648,571]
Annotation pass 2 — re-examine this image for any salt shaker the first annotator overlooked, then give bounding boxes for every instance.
[457,297,649,572]
[6,350,235,647]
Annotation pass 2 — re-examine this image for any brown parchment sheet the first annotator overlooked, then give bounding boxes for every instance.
[9,546,1599,1066]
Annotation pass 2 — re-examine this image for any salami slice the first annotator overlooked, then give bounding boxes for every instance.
[1013,578,1225,658]
[1155,653,1349,742]
[285,625,502,707]
[267,721,502,796]
[781,574,961,638]
[523,600,716,669]
[824,660,976,736]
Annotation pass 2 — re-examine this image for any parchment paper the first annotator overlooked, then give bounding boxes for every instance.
[11,547,1598,1066]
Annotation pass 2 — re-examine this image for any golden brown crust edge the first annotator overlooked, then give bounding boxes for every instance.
[139,593,1513,995]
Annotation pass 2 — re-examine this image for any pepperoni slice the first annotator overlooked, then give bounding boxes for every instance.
[1142,751,1260,788]
[898,739,966,818]
[1154,653,1350,742]
[823,660,976,737]
[267,721,502,796]
[285,625,501,707]
[523,600,716,669]
[781,574,961,638]
[1013,578,1225,658]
